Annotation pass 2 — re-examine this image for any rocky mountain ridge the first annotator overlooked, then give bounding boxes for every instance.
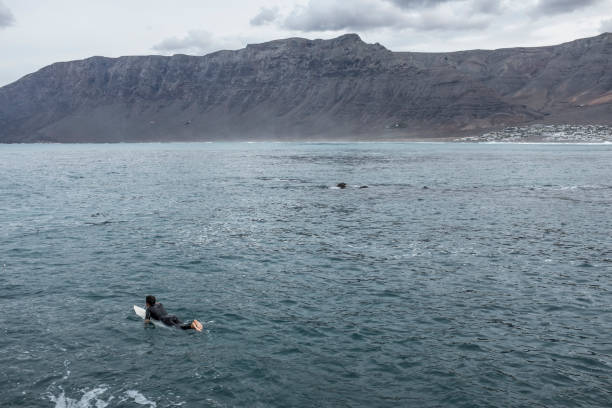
[1,33,611,142]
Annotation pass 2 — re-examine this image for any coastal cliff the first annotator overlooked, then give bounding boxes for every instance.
[1,33,611,142]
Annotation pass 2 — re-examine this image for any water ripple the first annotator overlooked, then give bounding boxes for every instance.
[0,142,611,407]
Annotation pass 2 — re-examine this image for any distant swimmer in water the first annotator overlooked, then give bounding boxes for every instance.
[144,295,203,331]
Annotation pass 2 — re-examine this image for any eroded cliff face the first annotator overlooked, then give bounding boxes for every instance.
[1,33,611,142]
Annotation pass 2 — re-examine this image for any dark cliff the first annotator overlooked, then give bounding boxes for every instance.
[1,33,611,142]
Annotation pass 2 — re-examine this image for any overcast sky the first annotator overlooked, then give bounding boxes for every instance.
[1,0,612,86]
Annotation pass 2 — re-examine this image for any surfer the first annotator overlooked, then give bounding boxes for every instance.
[144,295,203,331]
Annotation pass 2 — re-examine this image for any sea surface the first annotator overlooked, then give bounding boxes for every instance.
[1,142,611,407]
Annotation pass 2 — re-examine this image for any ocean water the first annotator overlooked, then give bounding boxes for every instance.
[1,142,611,407]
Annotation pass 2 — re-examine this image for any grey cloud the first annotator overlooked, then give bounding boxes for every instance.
[471,0,503,14]
[153,30,242,55]
[153,30,213,53]
[386,0,450,8]
[0,1,15,28]
[282,0,489,32]
[283,0,406,31]
[388,0,503,14]
[250,7,279,26]
[532,0,602,16]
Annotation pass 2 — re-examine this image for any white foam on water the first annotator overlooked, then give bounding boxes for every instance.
[48,388,158,408]
[48,387,112,408]
[62,360,71,380]
[125,390,157,407]
[552,184,606,191]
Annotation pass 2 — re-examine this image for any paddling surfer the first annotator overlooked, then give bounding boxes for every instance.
[144,295,203,331]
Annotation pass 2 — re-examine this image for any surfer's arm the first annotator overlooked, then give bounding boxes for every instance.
[144,307,151,323]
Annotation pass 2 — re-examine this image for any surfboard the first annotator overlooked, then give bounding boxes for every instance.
[133,305,146,319]
[133,305,168,328]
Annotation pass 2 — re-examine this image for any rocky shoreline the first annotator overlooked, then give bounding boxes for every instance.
[455,124,612,143]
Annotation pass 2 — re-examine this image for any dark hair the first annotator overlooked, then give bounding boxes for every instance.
[146,295,156,306]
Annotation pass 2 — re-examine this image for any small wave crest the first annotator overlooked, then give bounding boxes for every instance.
[49,387,110,408]
[48,387,158,408]
[125,390,157,407]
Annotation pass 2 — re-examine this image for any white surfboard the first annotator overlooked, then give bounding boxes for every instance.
[133,305,169,328]
[134,305,146,319]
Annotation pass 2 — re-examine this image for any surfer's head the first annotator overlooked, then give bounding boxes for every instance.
[145,295,156,307]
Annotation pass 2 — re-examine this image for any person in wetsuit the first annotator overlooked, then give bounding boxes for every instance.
[144,295,203,331]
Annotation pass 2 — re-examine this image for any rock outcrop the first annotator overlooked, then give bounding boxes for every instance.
[1,33,611,142]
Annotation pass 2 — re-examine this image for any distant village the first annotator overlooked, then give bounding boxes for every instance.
[456,124,612,143]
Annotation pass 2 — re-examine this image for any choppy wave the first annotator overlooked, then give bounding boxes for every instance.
[48,388,159,408]
[49,387,111,408]
[2,142,611,407]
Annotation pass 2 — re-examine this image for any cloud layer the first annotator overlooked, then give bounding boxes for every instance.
[0,1,15,28]
[251,0,611,33]
[532,0,603,16]
[283,0,405,31]
[385,0,451,9]
[277,0,497,32]
[152,30,243,55]
[250,6,279,26]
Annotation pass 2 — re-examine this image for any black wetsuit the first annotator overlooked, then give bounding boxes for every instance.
[145,303,192,330]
